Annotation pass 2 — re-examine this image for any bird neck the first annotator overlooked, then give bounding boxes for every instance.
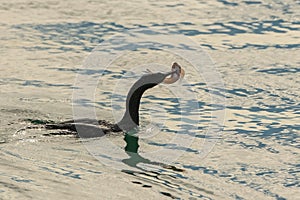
[116,77,158,132]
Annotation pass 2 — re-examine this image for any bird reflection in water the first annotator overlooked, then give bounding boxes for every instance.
[122,131,184,172]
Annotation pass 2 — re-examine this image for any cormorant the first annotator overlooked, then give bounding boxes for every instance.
[45,62,184,138]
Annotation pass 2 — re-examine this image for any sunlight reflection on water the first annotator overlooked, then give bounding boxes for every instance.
[0,0,299,199]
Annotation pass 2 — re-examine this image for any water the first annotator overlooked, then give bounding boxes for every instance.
[0,0,299,199]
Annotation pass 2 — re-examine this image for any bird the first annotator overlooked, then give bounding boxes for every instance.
[44,62,185,138]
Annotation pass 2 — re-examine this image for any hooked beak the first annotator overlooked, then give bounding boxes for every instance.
[163,62,185,84]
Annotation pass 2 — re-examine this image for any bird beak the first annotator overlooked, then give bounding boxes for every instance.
[163,62,185,84]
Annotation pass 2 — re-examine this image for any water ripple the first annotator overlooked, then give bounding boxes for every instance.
[11,19,299,52]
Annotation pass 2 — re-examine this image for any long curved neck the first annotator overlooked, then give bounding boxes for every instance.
[117,76,158,132]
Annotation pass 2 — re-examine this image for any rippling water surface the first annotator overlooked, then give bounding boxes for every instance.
[0,0,299,199]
